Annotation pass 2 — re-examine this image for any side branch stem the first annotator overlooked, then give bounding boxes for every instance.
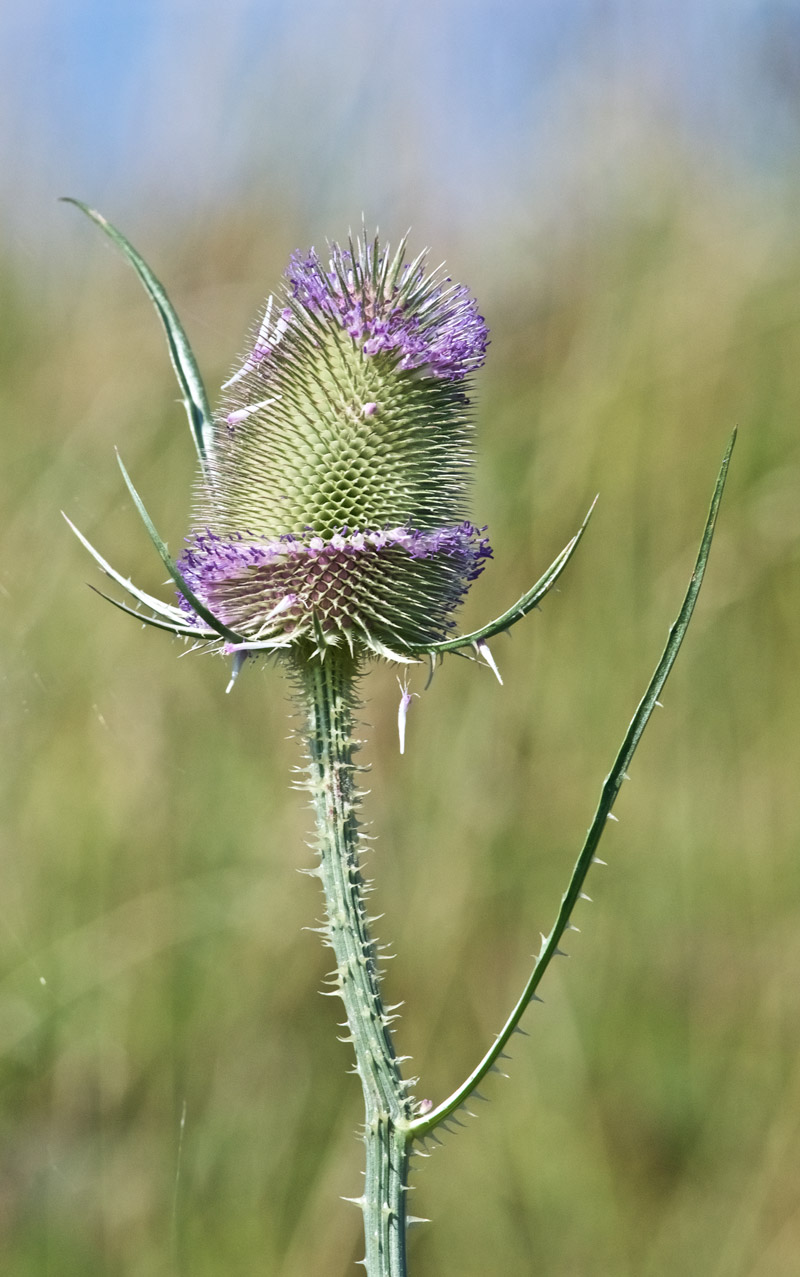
[296,650,411,1277]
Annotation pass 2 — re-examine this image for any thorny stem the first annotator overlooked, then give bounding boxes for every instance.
[294,648,412,1277]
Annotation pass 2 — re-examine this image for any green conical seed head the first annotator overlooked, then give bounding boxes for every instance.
[206,324,474,538]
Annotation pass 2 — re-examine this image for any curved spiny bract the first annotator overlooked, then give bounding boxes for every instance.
[63,199,214,471]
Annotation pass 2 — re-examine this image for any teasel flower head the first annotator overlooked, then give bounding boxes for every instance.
[65,202,589,688]
[176,234,491,661]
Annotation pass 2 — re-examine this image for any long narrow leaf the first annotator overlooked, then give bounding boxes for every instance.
[405,499,596,656]
[410,431,736,1139]
[63,198,214,469]
[115,454,244,644]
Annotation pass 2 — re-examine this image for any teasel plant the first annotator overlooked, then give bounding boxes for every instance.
[64,199,734,1277]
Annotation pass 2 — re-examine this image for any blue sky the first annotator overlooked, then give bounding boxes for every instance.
[2,1,799,258]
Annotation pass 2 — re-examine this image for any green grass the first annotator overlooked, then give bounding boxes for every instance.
[2,186,799,1275]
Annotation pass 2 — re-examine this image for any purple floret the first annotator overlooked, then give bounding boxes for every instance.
[285,244,488,381]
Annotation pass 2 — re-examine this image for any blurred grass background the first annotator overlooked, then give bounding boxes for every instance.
[2,3,800,1274]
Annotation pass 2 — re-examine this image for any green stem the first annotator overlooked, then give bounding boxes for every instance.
[294,649,412,1277]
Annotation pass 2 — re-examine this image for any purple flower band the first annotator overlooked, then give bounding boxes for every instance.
[180,524,491,578]
[176,523,492,647]
[285,244,488,382]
